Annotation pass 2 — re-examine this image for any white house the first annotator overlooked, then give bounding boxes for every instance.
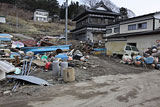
[105,12,160,55]
[0,16,6,23]
[34,9,49,22]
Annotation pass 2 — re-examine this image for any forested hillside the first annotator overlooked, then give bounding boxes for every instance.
[0,0,86,19]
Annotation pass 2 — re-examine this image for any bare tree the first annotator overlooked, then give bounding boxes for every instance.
[80,0,100,8]
[80,0,117,9]
[80,0,136,17]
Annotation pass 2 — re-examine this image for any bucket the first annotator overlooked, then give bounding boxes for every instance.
[60,62,68,77]
[63,67,75,82]
[52,61,60,76]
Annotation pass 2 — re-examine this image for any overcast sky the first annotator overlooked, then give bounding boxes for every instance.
[58,0,160,16]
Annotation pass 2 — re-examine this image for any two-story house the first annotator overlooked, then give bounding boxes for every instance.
[105,12,160,55]
[71,1,120,43]
[34,9,49,22]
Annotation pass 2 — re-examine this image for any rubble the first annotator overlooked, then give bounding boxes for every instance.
[0,34,96,93]
[120,44,160,70]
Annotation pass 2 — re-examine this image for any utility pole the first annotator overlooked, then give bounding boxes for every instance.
[15,1,18,30]
[16,11,19,30]
[65,0,68,45]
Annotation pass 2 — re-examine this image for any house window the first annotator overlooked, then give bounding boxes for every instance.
[138,22,147,29]
[114,27,120,33]
[128,24,136,30]
[108,19,114,24]
[106,29,112,34]
[105,19,108,24]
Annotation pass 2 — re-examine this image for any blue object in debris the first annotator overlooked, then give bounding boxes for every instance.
[93,48,106,51]
[144,57,154,64]
[55,53,68,60]
[21,44,71,54]
[136,55,142,61]
[10,52,21,58]
[0,33,12,41]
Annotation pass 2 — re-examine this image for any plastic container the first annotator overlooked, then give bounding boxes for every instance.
[63,67,75,82]
[45,62,52,71]
[52,61,60,76]
[60,62,68,77]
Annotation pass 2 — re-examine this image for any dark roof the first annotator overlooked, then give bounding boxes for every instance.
[120,11,160,23]
[106,30,160,39]
[72,1,120,21]
[35,9,48,12]
[72,9,120,21]
[91,1,112,12]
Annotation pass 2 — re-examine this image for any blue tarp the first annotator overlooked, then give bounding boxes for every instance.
[0,38,11,41]
[144,57,154,64]
[21,44,71,54]
[0,33,11,36]
[0,33,12,41]
[93,48,106,51]
[55,53,68,60]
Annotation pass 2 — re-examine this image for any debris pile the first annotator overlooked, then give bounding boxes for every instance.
[0,33,94,94]
[121,44,160,70]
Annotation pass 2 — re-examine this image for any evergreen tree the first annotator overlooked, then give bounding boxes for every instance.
[119,7,128,20]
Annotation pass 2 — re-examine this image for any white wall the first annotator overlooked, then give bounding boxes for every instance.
[0,17,6,23]
[34,11,49,22]
[127,34,160,54]
[154,19,160,29]
[120,19,154,34]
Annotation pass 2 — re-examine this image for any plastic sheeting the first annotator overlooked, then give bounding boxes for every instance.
[7,75,49,86]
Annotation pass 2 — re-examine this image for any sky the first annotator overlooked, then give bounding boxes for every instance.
[58,0,160,16]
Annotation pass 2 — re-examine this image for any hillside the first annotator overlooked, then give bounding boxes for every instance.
[0,3,74,36]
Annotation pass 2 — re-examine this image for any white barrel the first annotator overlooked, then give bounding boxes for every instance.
[60,62,68,77]
[52,61,60,76]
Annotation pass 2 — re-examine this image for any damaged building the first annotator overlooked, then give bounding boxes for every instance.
[71,1,120,43]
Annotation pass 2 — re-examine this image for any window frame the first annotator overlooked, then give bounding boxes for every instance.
[128,24,137,31]
[106,29,112,34]
[114,27,120,33]
[137,22,147,29]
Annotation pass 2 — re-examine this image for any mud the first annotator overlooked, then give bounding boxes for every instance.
[0,55,156,107]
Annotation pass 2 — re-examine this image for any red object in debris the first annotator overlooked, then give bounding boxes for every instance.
[21,39,37,47]
[45,62,52,71]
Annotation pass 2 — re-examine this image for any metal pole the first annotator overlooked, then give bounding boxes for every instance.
[16,12,18,30]
[65,0,68,45]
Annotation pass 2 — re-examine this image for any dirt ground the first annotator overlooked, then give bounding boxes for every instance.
[0,55,159,107]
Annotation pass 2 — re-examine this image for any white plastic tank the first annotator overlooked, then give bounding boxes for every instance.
[52,61,60,76]
[60,62,68,77]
